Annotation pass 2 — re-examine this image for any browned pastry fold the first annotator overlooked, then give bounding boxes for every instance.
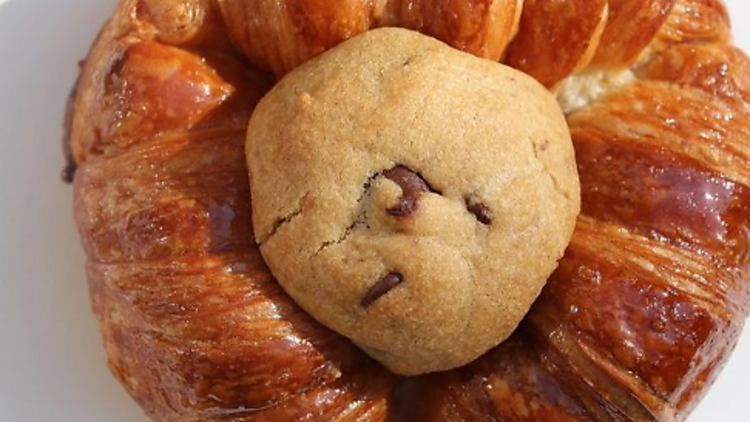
[505,0,608,88]
[70,0,750,420]
[591,0,677,67]
[214,0,524,77]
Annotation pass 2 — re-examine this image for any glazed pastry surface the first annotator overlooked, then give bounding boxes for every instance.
[70,0,750,420]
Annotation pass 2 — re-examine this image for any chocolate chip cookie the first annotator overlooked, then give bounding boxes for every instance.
[246,28,580,375]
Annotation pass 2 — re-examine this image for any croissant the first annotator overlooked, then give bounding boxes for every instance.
[68,0,750,420]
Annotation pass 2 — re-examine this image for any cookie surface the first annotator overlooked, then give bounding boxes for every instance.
[246,28,580,375]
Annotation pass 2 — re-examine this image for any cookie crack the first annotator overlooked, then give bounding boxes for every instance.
[530,138,571,202]
[259,195,308,245]
[313,172,379,256]
[314,219,364,256]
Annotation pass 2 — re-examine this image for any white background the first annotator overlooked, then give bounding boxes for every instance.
[1,1,748,421]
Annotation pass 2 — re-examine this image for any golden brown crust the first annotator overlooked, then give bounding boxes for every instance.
[215,0,523,77]
[592,0,677,68]
[505,0,608,88]
[70,0,750,421]
[654,0,731,49]
[395,0,524,60]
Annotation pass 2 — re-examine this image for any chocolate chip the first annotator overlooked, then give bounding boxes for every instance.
[466,198,492,225]
[382,166,431,217]
[361,272,405,308]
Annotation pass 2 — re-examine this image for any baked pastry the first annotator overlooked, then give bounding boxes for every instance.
[246,28,580,375]
[68,0,750,421]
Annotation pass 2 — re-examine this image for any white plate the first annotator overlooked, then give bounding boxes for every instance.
[0,1,748,421]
